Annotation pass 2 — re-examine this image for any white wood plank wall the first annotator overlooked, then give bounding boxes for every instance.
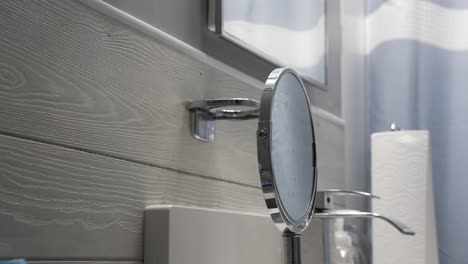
[0,0,344,263]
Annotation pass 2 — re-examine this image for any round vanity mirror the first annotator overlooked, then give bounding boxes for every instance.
[257,68,317,263]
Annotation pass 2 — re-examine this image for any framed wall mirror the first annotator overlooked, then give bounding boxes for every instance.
[209,0,327,86]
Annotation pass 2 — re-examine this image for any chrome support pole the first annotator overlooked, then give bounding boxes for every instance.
[282,232,302,264]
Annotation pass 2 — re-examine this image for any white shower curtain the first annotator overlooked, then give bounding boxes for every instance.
[366,0,468,263]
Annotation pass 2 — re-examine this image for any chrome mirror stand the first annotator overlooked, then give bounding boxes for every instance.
[186,98,260,142]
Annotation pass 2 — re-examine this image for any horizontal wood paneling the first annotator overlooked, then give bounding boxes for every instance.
[0,0,260,187]
[0,134,266,259]
[98,0,342,116]
[0,1,344,262]
[0,0,344,188]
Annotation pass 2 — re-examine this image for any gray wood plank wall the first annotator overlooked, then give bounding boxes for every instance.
[0,134,264,259]
[0,0,344,263]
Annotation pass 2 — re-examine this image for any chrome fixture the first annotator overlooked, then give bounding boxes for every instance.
[390,122,401,131]
[187,68,315,263]
[314,189,415,235]
[315,189,414,264]
[257,68,317,264]
[186,98,260,142]
[185,68,414,264]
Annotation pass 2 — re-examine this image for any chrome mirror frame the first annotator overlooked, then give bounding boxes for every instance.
[257,68,318,264]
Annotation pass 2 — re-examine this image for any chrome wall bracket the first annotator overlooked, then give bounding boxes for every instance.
[186,98,260,142]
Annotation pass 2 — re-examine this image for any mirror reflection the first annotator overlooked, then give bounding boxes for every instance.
[270,71,316,224]
[222,0,326,84]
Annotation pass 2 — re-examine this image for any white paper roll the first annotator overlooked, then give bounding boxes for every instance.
[371,130,438,264]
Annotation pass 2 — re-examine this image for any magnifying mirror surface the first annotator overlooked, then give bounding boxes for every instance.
[257,68,317,234]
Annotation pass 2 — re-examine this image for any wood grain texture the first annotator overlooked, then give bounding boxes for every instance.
[0,0,344,188]
[0,134,266,259]
[99,0,342,116]
[0,1,344,261]
[0,0,260,187]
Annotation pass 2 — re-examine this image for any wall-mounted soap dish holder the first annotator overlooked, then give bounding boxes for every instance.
[186,98,260,142]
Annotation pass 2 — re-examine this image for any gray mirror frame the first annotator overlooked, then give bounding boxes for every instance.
[257,68,318,234]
